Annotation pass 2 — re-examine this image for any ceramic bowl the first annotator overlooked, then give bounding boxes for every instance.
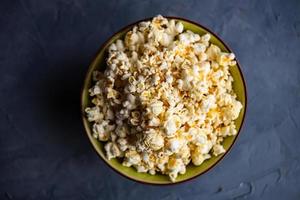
[81,17,247,185]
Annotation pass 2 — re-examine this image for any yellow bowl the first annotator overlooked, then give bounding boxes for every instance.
[81,17,247,185]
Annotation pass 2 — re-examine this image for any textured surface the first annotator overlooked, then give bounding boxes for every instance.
[0,0,300,199]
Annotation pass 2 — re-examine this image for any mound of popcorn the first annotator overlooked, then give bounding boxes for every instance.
[85,15,242,182]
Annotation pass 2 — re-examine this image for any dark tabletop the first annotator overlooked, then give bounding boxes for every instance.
[1,0,300,199]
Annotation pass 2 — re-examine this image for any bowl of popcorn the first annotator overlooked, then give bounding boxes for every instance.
[81,15,247,184]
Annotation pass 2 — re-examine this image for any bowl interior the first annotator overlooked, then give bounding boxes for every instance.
[81,18,246,184]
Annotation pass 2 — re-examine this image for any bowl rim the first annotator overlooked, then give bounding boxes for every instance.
[81,16,247,185]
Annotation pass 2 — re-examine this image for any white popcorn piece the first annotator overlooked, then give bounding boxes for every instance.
[149,169,156,175]
[201,33,211,43]
[167,137,183,153]
[117,138,128,151]
[156,153,169,172]
[164,117,177,137]
[175,22,184,33]
[167,157,185,182]
[206,44,221,60]
[123,150,141,166]
[178,144,191,165]
[89,85,101,96]
[160,61,169,70]
[105,142,121,160]
[198,142,213,154]
[199,61,211,75]
[93,122,109,141]
[148,117,160,126]
[201,95,217,113]
[136,165,148,173]
[152,74,161,86]
[116,39,125,51]
[159,32,173,47]
[149,101,164,116]
[144,129,164,151]
[191,150,205,166]
[106,109,114,120]
[213,144,226,156]
[166,74,173,84]
[194,131,208,146]
[115,125,128,138]
[193,43,206,54]
[85,107,103,122]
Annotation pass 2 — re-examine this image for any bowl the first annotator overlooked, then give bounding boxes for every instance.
[81,16,247,185]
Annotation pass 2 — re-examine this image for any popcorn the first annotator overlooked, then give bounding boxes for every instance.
[201,33,211,43]
[198,142,213,154]
[178,144,191,165]
[193,43,206,54]
[167,137,183,153]
[116,39,125,51]
[144,129,164,151]
[201,95,217,113]
[149,101,164,116]
[191,148,211,166]
[123,150,141,167]
[106,109,114,120]
[175,22,184,33]
[193,130,208,145]
[206,44,221,60]
[179,31,201,45]
[166,74,173,84]
[85,107,103,122]
[117,138,128,151]
[148,117,160,126]
[159,32,173,47]
[199,61,211,75]
[136,165,148,173]
[106,88,118,99]
[164,115,181,137]
[218,123,237,137]
[89,85,101,96]
[115,125,128,138]
[191,150,205,166]
[222,100,243,123]
[105,142,121,160]
[156,152,169,171]
[93,120,115,140]
[85,15,242,182]
[217,52,235,66]
[212,144,226,156]
[167,157,186,182]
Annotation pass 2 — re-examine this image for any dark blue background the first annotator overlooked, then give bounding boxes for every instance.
[1,0,300,199]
